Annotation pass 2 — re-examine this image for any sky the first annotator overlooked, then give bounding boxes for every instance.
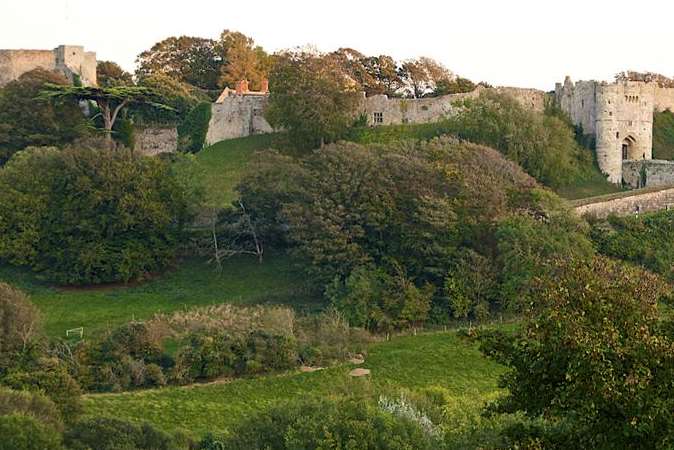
[2,0,674,90]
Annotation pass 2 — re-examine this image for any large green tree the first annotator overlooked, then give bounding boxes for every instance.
[40,84,172,146]
[0,69,87,164]
[0,145,197,284]
[96,61,133,87]
[266,50,361,148]
[481,257,674,449]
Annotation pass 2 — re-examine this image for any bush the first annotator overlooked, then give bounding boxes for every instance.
[0,145,197,284]
[3,363,83,421]
[0,283,42,359]
[178,102,211,153]
[219,397,442,450]
[0,69,87,164]
[590,209,674,281]
[446,91,586,187]
[0,413,63,450]
[480,257,674,448]
[0,387,62,431]
[172,330,297,384]
[64,417,187,450]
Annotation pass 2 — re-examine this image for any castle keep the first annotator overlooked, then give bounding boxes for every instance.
[556,77,674,184]
[0,45,97,87]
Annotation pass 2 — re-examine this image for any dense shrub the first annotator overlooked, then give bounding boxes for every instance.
[75,322,170,392]
[172,330,297,383]
[0,69,87,164]
[219,397,442,450]
[653,109,674,160]
[0,387,62,431]
[178,102,212,152]
[238,137,591,327]
[590,209,674,281]
[447,91,588,187]
[0,413,63,450]
[480,257,674,449]
[64,417,188,450]
[3,363,83,421]
[0,145,197,284]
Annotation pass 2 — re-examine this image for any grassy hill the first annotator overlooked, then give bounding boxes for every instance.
[194,134,277,207]
[0,253,311,339]
[83,331,507,444]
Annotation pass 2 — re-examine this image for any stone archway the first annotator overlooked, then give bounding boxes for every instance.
[622,136,639,160]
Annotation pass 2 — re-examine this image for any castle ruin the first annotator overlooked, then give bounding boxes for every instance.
[0,45,97,87]
[205,82,546,146]
[555,77,674,185]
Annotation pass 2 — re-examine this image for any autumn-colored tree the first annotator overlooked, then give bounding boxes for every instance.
[96,61,133,87]
[400,57,454,98]
[218,30,269,91]
[135,36,223,91]
[266,50,361,148]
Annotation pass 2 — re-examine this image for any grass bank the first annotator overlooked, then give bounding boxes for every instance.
[83,331,505,440]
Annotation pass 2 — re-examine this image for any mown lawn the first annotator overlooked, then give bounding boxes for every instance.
[82,331,506,440]
[0,253,313,339]
[195,134,277,207]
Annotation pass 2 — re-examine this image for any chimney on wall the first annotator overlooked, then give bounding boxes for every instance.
[261,79,269,93]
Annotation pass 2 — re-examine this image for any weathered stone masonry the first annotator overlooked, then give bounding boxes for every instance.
[574,186,674,218]
[205,84,547,145]
[556,77,674,185]
[0,45,97,87]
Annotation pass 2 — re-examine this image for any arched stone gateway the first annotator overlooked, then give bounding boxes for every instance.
[622,136,639,160]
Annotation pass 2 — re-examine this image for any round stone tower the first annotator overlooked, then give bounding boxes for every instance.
[595,83,622,183]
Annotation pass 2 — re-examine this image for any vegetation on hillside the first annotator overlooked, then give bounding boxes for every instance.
[0,145,198,285]
[653,109,674,160]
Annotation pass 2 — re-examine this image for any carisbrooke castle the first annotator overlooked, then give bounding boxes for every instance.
[4,44,674,188]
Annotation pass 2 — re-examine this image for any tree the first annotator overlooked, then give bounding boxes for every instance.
[433,76,477,96]
[0,145,197,285]
[40,84,172,146]
[218,30,269,91]
[96,61,133,87]
[0,283,42,357]
[480,257,674,449]
[0,69,87,163]
[0,414,63,450]
[265,50,361,148]
[400,57,454,98]
[136,36,223,91]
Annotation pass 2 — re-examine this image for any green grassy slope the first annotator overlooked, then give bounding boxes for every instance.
[0,253,310,339]
[195,134,277,207]
[83,331,505,439]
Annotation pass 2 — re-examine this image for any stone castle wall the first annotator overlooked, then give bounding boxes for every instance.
[205,86,547,144]
[0,45,96,87]
[205,95,273,145]
[134,127,178,156]
[574,186,674,218]
[556,78,674,185]
[622,160,674,189]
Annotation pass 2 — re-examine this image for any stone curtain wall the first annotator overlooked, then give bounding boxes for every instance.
[135,127,178,156]
[0,50,56,86]
[622,160,674,189]
[0,46,97,87]
[204,86,547,144]
[362,86,546,126]
[574,186,674,219]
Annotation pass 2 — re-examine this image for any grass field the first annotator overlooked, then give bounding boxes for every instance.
[83,331,506,441]
[195,134,277,207]
[0,253,312,339]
